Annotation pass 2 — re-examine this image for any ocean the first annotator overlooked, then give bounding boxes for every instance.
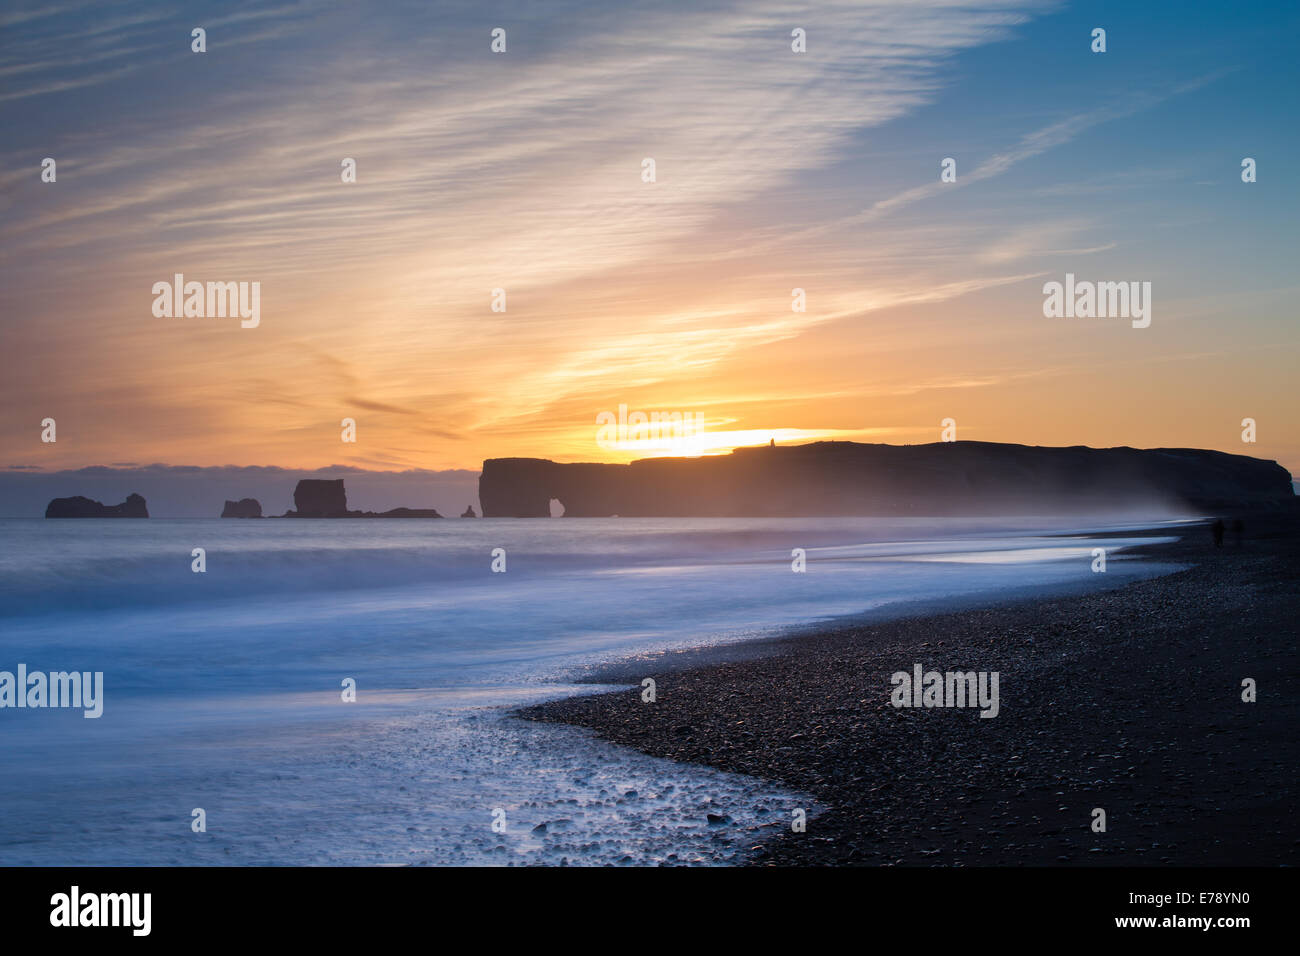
[0,515,1189,865]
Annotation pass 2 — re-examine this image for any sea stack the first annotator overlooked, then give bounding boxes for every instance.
[287,479,349,517]
[281,479,442,517]
[220,498,263,518]
[45,493,149,518]
[461,505,477,517]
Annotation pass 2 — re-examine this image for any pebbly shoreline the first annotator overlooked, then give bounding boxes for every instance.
[517,512,1300,865]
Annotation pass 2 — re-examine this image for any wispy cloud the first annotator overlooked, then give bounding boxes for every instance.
[4,2,1284,473]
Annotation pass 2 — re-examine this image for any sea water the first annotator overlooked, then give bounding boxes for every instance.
[0,516,1188,865]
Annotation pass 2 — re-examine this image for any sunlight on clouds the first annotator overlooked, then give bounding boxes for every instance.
[597,427,906,461]
[13,0,1236,472]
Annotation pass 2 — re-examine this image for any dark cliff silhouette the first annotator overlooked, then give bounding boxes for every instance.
[45,493,149,518]
[479,441,1296,517]
[280,479,441,517]
[220,498,263,518]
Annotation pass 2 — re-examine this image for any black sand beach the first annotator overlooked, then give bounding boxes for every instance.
[519,512,1300,866]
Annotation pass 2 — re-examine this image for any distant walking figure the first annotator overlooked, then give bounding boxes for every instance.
[1212,518,1225,548]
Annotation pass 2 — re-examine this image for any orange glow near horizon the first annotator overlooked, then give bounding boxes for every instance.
[3,5,1297,482]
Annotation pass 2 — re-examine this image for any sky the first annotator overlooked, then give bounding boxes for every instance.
[2,0,1297,486]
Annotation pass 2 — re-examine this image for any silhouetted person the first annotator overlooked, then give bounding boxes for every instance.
[1231,518,1244,546]
[1212,518,1225,548]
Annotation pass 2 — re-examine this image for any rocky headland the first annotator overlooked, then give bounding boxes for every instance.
[480,441,1295,517]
